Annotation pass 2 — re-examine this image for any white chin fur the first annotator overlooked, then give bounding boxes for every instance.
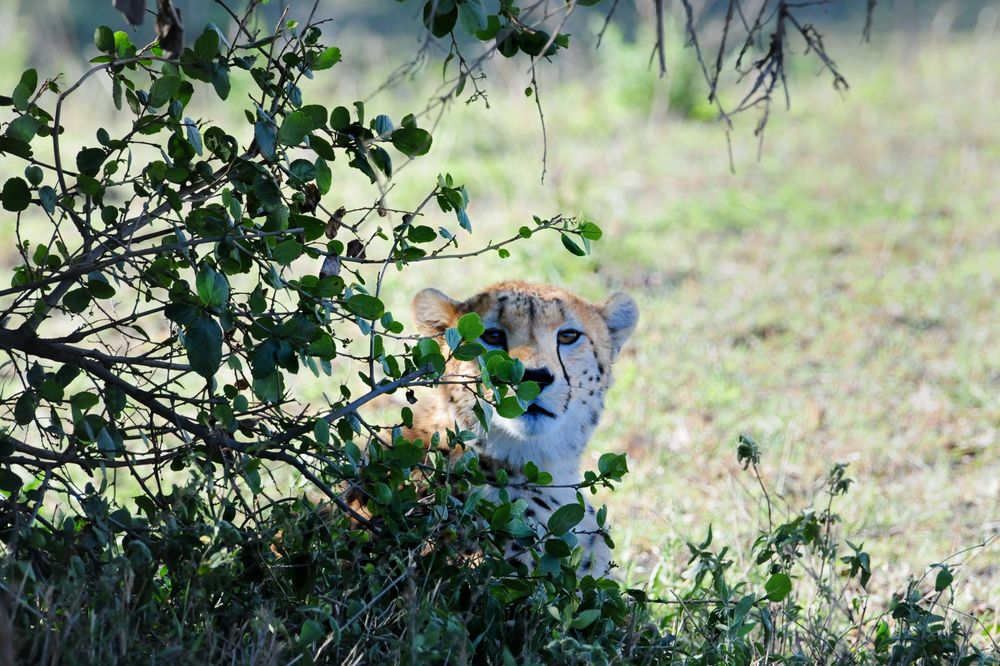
[481,414,592,475]
[493,413,555,439]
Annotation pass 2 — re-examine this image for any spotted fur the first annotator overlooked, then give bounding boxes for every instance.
[409,281,638,575]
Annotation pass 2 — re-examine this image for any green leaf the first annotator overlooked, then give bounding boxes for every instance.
[196,265,229,307]
[458,0,488,34]
[407,225,436,243]
[6,115,40,143]
[298,619,325,647]
[578,221,603,240]
[62,288,91,313]
[14,391,37,425]
[496,396,524,418]
[96,427,118,455]
[38,186,57,214]
[299,104,328,130]
[24,165,43,186]
[95,26,115,53]
[344,294,384,320]
[0,137,34,159]
[457,312,485,340]
[371,115,393,140]
[147,74,181,108]
[194,28,220,60]
[0,469,22,493]
[313,46,342,70]
[71,391,100,411]
[423,2,458,37]
[313,418,330,445]
[315,158,332,194]
[560,233,587,257]
[87,273,116,299]
[544,538,572,558]
[12,69,38,111]
[113,31,133,57]
[185,317,223,378]
[1,177,31,212]
[453,342,486,361]
[597,452,628,479]
[570,609,601,630]
[289,159,316,182]
[764,573,793,602]
[330,106,351,131]
[516,380,541,402]
[184,118,203,156]
[547,503,585,536]
[211,64,231,100]
[278,111,314,146]
[104,384,127,416]
[272,239,302,265]
[76,148,108,177]
[390,127,432,157]
[254,120,277,160]
[369,146,392,178]
[934,566,953,592]
[518,30,556,57]
[253,373,284,403]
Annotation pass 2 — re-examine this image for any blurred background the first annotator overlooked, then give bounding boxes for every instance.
[2,0,998,613]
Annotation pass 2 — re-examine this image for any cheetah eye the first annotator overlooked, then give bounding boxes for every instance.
[557,329,582,345]
[480,328,507,349]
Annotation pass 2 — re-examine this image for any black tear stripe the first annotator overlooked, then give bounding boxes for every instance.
[527,297,537,329]
[532,496,552,511]
[556,344,571,389]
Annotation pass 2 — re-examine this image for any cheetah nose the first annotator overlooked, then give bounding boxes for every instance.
[522,367,555,390]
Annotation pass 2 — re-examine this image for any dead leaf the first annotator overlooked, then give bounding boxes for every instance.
[320,255,341,278]
[301,183,321,214]
[155,0,184,59]
[113,0,146,26]
[326,206,346,239]
[346,239,365,259]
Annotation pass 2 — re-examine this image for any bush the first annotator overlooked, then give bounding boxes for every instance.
[0,2,644,662]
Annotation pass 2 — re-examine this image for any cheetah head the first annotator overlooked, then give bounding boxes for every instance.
[411,281,638,470]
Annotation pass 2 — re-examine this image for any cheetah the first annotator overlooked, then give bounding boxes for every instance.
[408,281,638,575]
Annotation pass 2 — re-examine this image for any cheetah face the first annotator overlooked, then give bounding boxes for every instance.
[412,281,638,468]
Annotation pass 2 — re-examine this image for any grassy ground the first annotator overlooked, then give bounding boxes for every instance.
[338,25,1000,617]
[2,5,998,633]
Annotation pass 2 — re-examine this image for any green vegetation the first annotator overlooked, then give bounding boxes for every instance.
[0,0,998,663]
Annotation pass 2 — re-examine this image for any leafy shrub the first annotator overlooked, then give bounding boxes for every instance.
[0,2,649,662]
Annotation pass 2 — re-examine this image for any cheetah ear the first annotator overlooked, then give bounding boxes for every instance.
[412,287,459,337]
[600,292,639,358]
